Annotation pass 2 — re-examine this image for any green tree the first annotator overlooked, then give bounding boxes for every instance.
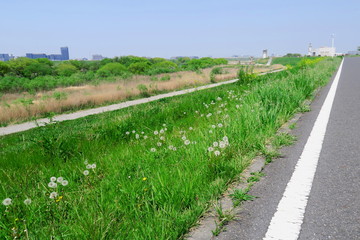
[97,62,127,77]
[0,61,10,76]
[128,62,150,74]
[23,62,53,78]
[56,63,78,76]
[7,57,36,77]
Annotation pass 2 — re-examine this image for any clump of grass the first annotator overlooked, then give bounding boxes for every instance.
[230,188,257,207]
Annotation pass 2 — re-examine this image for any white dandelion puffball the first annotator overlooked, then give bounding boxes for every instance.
[144,136,148,139]
[189,127,193,130]
[208,147,214,152]
[83,170,89,176]
[141,132,144,134]
[2,198,12,206]
[50,177,57,182]
[212,125,216,129]
[163,124,166,127]
[126,131,130,135]
[184,140,190,145]
[168,145,174,150]
[48,182,57,188]
[209,130,213,133]
[164,128,168,131]
[160,136,165,141]
[236,105,240,109]
[160,129,165,134]
[219,143,226,149]
[49,192,58,199]
[182,136,187,140]
[157,142,162,147]
[206,113,212,118]
[84,160,88,165]
[218,123,223,128]
[217,97,222,101]
[132,130,136,133]
[154,131,159,135]
[223,136,228,142]
[150,148,156,152]
[135,134,140,139]
[91,164,96,169]
[61,180,69,186]
[86,164,92,169]
[24,199,32,205]
[214,150,221,156]
[213,142,219,147]
[173,147,177,151]
[57,177,64,183]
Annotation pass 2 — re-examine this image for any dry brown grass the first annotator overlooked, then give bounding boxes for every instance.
[0,65,284,125]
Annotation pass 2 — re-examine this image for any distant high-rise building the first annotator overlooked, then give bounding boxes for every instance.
[26,47,70,61]
[26,53,48,59]
[92,54,105,61]
[262,49,268,59]
[61,47,69,60]
[0,54,10,61]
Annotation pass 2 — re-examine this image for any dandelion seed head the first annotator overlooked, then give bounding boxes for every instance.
[189,127,193,130]
[144,136,148,139]
[141,132,144,134]
[50,177,56,182]
[157,142,162,147]
[206,113,212,118]
[223,136,229,142]
[219,143,226,149]
[132,130,136,134]
[83,170,89,176]
[23,199,31,205]
[91,164,97,169]
[56,177,64,183]
[160,129,164,134]
[212,125,216,128]
[218,123,223,128]
[61,180,69,186]
[208,147,214,152]
[160,136,165,141]
[173,147,177,151]
[163,124,166,127]
[209,130,213,133]
[126,131,130,135]
[213,142,219,147]
[150,148,156,152]
[49,192,58,199]
[181,136,187,140]
[48,182,57,188]
[184,140,190,145]
[86,164,92,169]
[2,198,12,206]
[154,131,159,135]
[214,150,221,156]
[168,145,174,150]
[135,134,140,139]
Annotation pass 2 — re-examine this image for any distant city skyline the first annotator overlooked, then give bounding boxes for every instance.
[1,0,359,59]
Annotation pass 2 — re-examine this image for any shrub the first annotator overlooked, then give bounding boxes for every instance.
[56,63,78,77]
[97,63,127,77]
[237,66,256,84]
[128,62,150,74]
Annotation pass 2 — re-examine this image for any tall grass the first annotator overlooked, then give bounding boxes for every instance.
[0,58,340,239]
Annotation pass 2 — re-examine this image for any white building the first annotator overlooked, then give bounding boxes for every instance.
[308,43,336,57]
[262,49,268,59]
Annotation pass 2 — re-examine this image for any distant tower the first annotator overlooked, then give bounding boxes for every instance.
[262,49,268,59]
[60,47,69,60]
[331,34,335,48]
[308,43,312,56]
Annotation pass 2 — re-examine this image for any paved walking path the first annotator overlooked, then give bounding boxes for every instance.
[0,79,237,136]
[214,57,360,239]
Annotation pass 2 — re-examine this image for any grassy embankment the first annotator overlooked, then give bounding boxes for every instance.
[0,57,340,239]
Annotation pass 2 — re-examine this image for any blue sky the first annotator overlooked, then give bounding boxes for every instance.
[1,0,359,59]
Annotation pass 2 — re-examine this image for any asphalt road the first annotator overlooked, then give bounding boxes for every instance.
[215,57,360,240]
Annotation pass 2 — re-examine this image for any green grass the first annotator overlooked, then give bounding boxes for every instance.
[0,57,341,239]
[272,57,319,66]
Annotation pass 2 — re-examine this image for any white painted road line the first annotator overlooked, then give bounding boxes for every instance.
[263,59,344,240]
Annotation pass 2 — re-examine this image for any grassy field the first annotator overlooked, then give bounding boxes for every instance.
[0,64,283,126]
[0,57,340,239]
